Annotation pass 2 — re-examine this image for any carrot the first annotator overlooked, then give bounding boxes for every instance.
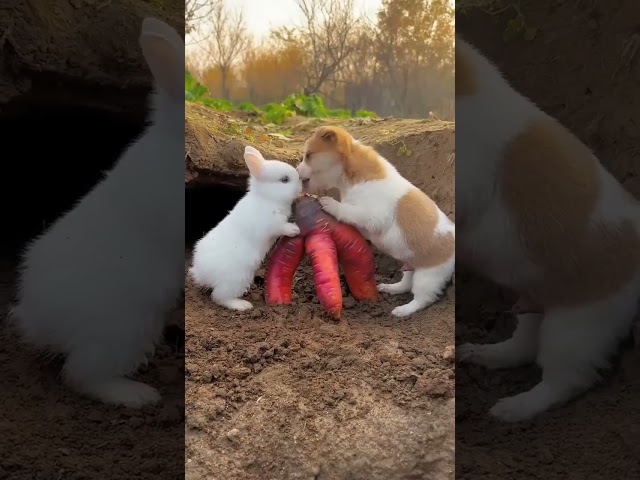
[263,195,376,318]
[264,236,305,304]
[305,233,342,318]
[331,223,378,302]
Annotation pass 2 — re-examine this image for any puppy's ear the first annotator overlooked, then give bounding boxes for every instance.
[319,127,337,143]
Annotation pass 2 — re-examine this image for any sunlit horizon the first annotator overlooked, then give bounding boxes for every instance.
[187,0,454,55]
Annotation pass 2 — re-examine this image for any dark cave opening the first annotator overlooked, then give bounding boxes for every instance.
[0,102,186,345]
[0,104,146,259]
[185,183,246,248]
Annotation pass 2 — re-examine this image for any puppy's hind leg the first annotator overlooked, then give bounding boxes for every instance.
[458,312,542,369]
[489,287,637,422]
[391,261,453,317]
[378,270,414,295]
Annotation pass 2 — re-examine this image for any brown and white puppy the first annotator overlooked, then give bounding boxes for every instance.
[296,125,455,317]
[456,35,640,422]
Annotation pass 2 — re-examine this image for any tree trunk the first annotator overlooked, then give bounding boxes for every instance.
[220,65,229,100]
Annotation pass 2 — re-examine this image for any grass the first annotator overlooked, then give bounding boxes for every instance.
[185,72,377,125]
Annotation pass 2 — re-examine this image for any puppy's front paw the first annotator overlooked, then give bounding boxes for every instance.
[391,303,418,317]
[457,343,506,369]
[457,343,480,363]
[489,392,542,423]
[319,196,340,216]
[282,223,301,237]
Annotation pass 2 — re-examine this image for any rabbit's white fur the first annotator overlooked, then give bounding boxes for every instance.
[456,36,640,422]
[189,146,302,311]
[9,18,185,408]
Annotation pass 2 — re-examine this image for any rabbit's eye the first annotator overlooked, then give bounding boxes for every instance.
[280,176,290,183]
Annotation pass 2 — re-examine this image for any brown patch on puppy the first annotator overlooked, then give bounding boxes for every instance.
[397,189,455,268]
[455,40,477,97]
[305,126,386,183]
[502,116,640,306]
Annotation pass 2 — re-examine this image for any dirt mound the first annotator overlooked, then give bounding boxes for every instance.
[457,3,640,479]
[0,262,185,479]
[185,108,456,479]
[0,0,183,112]
[185,102,456,213]
[457,0,639,199]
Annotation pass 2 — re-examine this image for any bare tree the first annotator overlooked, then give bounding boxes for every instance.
[340,22,381,113]
[374,0,454,117]
[198,1,250,99]
[186,0,217,37]
[290,0,362,95]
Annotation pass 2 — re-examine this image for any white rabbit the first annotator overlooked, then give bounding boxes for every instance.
[189,146,302,311]
[9,18,185,408]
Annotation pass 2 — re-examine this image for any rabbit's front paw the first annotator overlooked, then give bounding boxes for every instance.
[282,223,301,237]
[73,378,162,408]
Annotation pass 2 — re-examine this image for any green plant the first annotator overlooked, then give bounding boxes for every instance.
[187,88,380,125]
[356,109,377,118]
[261,102,294,124]
[224,122,244,136]
[456,2,536,43]
[327,108,352,118]
[200,98,234,111]
[185,72,210,101]
[282,93,328,117]
[397,142,413,157]
[237,102,258,112]
[503,11,537,42]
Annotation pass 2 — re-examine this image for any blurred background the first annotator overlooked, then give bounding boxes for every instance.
[185,0,454,120]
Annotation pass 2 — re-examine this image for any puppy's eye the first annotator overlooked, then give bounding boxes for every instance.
[305,152,312,160]
[280,176,290,183]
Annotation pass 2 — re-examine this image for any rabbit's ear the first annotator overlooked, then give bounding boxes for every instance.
[244,146,264,178]
[139,17,184,101]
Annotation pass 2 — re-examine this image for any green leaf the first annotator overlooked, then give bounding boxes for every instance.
[502,19,520,43]
[523,26,537,41]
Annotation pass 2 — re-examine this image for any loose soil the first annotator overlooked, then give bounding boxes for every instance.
[0,2,185,479]
[184,104,456,480]
[0,0,184,112]
[0,263,185,479]
[457,2,640,479]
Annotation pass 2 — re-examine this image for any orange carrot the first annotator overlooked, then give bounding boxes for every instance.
[331,223,378,302]
[264,236,305,304]
[305,233,342,318]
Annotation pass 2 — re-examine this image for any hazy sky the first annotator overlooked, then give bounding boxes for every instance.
[234,0,382,39]
[187,0,453,55]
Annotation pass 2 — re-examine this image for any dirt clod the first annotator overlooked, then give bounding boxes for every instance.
[226,428,241,443]
[442,345,455,361]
